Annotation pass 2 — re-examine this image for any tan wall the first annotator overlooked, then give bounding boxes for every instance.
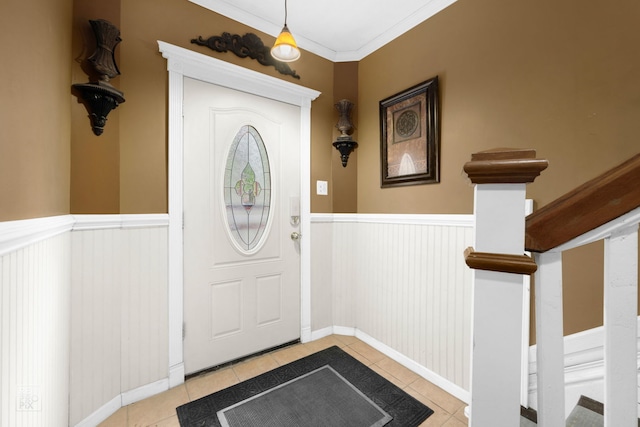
[4,0,639,337]
[331,62,358,213]
[2,0,334,218]
[71,0,121,214]
[358,0,640,337]
[0,0,72,221]
[117,0,335,214]
[67,0,335,214]
[359,0,640,214]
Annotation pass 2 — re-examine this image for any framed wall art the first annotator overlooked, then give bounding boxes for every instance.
[380,76,440,188]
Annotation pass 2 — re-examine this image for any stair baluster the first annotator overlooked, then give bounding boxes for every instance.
[603,223,638,426]
[534,251,565,427]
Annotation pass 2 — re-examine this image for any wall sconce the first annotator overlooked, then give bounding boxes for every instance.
[72,19,125,136]
[333,99,358,167]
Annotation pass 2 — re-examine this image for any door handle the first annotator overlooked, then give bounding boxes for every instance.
[290,232,302,241]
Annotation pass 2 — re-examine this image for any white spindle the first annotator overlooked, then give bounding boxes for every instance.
[521,199,534,408]
[603,225,638,427]
[534,251,565,427]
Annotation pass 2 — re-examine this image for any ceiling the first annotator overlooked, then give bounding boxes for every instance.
[189,0,457,62]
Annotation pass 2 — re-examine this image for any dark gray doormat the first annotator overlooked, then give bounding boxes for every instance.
[176,345,434,427]
[218,366,392,427]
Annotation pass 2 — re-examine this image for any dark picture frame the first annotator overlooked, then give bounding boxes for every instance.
[380,76,440,188]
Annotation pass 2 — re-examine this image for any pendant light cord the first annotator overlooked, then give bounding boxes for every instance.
[284,0,288,26]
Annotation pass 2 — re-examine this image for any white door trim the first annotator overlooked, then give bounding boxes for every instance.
[158,41,320,387]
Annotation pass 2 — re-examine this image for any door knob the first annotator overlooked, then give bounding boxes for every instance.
[290,232,302,241]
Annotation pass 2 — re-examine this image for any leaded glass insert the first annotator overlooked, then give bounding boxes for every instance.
[224,125,272,252]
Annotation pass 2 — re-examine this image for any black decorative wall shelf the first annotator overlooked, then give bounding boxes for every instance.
[72,19,125,136]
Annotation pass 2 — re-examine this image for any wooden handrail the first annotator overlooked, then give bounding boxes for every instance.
[525,153,640,252]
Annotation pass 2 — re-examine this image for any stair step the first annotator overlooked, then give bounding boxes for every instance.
[520,405,537,426]
[520,395,629,426]
[565,396,603,427]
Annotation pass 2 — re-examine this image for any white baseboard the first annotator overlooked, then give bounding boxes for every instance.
[527,317,640,415]
[74,395,122,427]
[309,325,335,341]
[529,318,640,390]
[74,378,170,427]
[300,325,313,343]
[122,378,170,406]
[354,329,471,404]
[333,325,357,337]
[169,363,185,388]
[311,325,470,404]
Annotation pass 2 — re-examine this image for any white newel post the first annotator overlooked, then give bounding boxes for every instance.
[464,149,548,427]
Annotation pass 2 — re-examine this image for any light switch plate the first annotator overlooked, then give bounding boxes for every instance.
[316,180,328,196]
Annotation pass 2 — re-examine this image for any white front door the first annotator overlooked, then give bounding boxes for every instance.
[183,77,301,374]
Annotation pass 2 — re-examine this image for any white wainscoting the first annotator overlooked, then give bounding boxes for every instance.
[0,217,72,427]
[310,213,474,402]
[4,211,627,425]
[0,214,169,427]
[70,215,169,426]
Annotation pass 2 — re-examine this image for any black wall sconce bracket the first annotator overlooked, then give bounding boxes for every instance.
[72,19,125,136]
[333,137,358,168]
[72,82,125,136]
[333,99,358,167]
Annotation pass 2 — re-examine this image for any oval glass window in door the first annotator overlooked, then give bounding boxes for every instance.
[223,125,272,252]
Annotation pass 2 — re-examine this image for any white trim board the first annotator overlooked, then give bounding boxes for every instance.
[311,212,474,227]
[74,379,169,427]
[527,317,640,413]
[528,317,640,390]
[310,325,471,404]
[0,215,74,256]
[72,214,169,230]
[0,214,169,256]
[312,318,640,413]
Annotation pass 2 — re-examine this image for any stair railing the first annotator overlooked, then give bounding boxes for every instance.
[463,149,640,427]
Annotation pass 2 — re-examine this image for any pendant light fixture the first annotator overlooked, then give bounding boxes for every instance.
[271,0,300,62]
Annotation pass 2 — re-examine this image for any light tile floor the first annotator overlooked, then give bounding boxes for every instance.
[98,335,469,427]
